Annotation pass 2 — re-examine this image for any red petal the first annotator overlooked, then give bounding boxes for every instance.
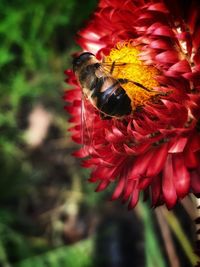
[152,26,175,38]
[173,154,190,198]
[111,143,124,155]
[147,22,165,34]
[191,169,200,194]
[146,144,168,177]
[133,120,149,135]
[123,142,150,156]
[65,104,81,114]
[64,89,81,101]
[128,186,140,209]
[95,179,111,192]
[155,51,179,64]
[138,177,152,189]
[147,3,169,13]
[129,150,154,179]
[189,133,200,152]
[105,129,121,142]
[122,180,135,202]
[137,13,154,21]
[169,60,191,73]
[112,125,126,138]
[162,155,177,209]
[149,39,172,50]
[111,176,125,200]
[72,148,89,158]
[151,176,162,206]
[184,149,198,168]
[168,137,188,153]
[192,25,200,50]
[91,166,117,181]
[123,144,137,155]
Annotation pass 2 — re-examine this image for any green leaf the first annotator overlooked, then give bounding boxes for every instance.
[0,49,14,66]
[14,238,93,267]
[139,202,166,267]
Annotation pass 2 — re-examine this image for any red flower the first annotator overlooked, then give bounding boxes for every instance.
[64,0,200,209]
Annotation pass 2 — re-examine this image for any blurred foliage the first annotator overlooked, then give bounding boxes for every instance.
[0,0,198,267]
[0,0,98,266]
[14,239,94,267]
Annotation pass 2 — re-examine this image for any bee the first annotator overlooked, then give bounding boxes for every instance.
[73,52,158,118]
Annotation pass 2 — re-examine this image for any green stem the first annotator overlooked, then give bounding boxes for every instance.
[162,209,200,266]
[138,202,166,267]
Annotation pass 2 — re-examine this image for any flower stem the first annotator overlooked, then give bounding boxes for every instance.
[161,207,200,266]
[155,208,180,267]
[137,202,166,267]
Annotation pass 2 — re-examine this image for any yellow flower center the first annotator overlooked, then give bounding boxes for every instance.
[104,41,160,110]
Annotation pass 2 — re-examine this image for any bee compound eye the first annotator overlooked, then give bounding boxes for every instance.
[73,58,81,68]
[78,52,94,63]
[73,52,94,71]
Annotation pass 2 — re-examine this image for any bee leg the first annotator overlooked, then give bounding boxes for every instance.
[117,78,129,84]
[110,61,116,74]
[109,62,128,74]
[100,112,111,120]
[117,78,153,92]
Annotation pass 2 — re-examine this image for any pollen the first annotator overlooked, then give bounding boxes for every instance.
[105,41,160,110]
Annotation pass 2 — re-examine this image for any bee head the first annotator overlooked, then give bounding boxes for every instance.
[73,52,94,72]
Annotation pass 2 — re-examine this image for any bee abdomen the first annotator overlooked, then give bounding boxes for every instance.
[97,86,132,116]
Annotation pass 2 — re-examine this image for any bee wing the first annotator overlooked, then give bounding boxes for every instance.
[81,97,91,146]
[101,61,134,75]
[95,62,114,77]
[81,95,99,154]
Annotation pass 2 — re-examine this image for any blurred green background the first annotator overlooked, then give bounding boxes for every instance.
[0,1,198,267]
